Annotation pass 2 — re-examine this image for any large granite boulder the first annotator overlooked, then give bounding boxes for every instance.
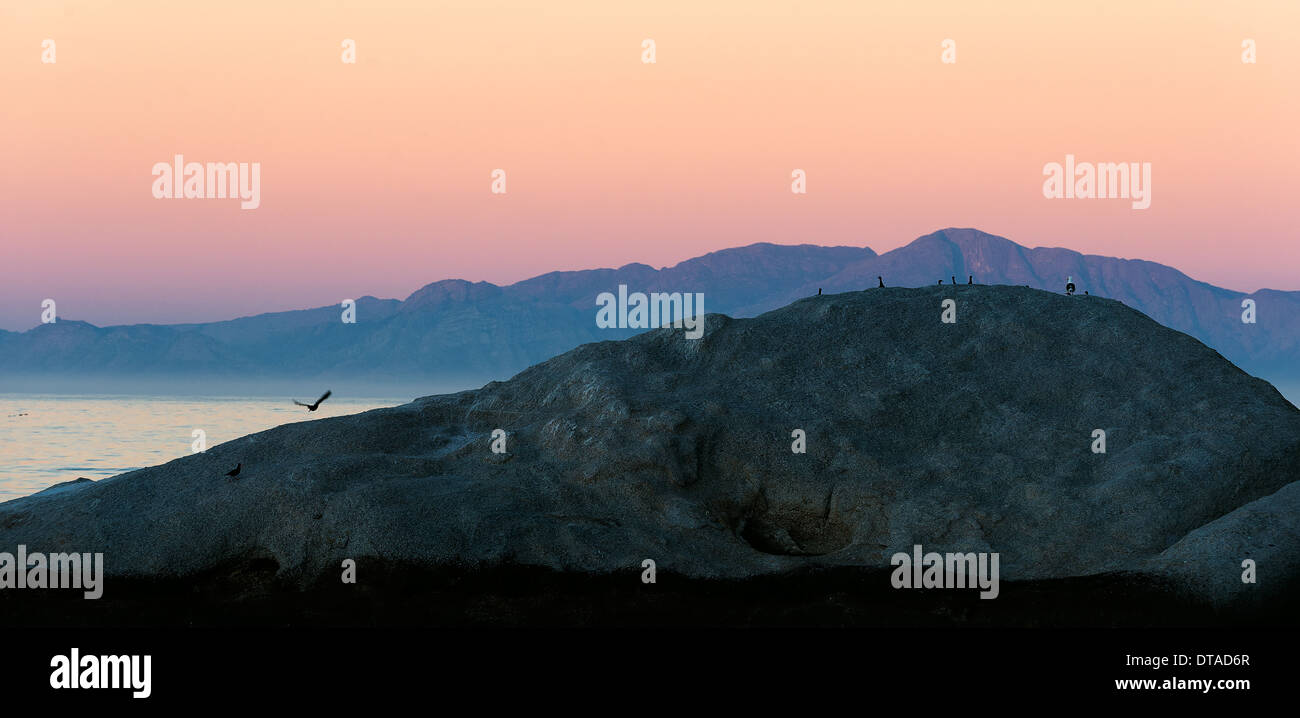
[2,285,1296,613]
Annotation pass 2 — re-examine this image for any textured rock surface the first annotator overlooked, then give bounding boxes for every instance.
[1143,481,1300,606]
[1,285,1296,610]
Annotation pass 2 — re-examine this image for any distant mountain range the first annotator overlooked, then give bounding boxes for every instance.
[2,228,1296,393]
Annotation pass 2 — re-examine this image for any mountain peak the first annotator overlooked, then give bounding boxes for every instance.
[30,319,99,332]
[912,227,1020,249]
[402,279,502,311]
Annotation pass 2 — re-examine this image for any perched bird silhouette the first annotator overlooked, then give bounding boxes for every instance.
[294,390,332,411]
[951,276,956,285]
[938,279,944,285]
[225,463,241,479]
[968,275,973,285]
[877,276,884,288]
[817,288,822,295]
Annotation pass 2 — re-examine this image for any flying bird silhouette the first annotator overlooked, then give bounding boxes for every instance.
[225,463,241,479]
[293,390,332,411]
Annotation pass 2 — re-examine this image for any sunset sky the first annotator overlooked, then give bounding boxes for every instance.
[1,0,1297,330]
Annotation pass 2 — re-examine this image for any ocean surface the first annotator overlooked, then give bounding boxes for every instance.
[0,393,412,501]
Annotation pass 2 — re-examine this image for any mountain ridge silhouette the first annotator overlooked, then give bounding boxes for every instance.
[1,229,1294,389]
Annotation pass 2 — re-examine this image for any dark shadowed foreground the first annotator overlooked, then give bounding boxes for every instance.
[2,286,1297,626]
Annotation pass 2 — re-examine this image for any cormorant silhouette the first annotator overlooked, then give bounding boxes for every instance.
[968,275,973,285]
[225,463,241,479]
[878,276,884,288]
[294,390,332,411]
[951,276,956,285]
[817,288,821,295]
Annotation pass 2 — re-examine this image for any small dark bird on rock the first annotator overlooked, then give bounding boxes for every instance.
[817,288,821,295]
[939,279,944,285]
[968,275,973,285]
[952,276,956,285]
[878,276,884,288]
[225,463,241,479]
[294,390,332,411]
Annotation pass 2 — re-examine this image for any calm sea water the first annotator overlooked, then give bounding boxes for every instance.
[0,393,410,501]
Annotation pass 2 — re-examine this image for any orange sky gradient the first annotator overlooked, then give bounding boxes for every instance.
[1,0,1297,329]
